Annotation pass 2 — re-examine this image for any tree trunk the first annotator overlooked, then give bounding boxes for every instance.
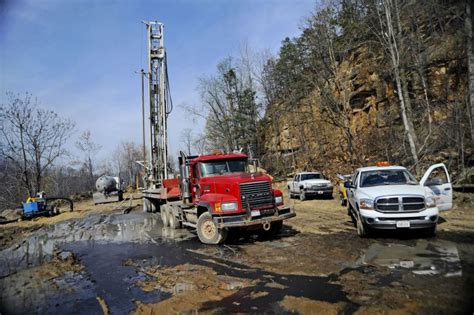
[35,145,42,194]
[395,70,419,165]
[467,0,474,146]
[88,156,94,190]
[19,123,32,197]
[400,69,419,147]
[381,0,419,166]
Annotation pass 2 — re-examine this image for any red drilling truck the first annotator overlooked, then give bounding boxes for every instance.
[140,22,294,244]
[143,152,295,244]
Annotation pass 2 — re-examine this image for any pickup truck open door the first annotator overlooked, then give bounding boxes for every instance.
[420,163,452,211]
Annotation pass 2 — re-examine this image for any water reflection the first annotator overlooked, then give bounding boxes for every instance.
[359,240,462,277]
[0,212,193,276]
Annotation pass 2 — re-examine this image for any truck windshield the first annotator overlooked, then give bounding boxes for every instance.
[360,169,417,187]
[301,173,322,180]
[200,159,247,177]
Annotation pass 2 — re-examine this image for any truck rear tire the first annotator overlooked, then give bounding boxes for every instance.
[168,207,181,229]
[143,198,151,213]
[197,212,227,244]
[161,207,170,227]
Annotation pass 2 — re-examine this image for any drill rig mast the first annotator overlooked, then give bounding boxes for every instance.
[143,21,172,189]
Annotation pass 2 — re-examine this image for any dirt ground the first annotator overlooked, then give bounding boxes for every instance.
[0,188,473,314]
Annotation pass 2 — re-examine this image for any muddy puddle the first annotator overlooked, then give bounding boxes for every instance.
[0,211,357,314]
[0,212,192,277]
[359,240,462,277]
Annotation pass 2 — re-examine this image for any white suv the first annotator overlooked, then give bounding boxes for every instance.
[345,163,452,237]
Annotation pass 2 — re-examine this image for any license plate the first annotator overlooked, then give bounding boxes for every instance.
[396,221,410,228]
[317,191,323,194]
[251,210,260,217]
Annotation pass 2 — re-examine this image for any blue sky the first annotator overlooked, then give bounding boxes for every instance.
[0,0,316,165]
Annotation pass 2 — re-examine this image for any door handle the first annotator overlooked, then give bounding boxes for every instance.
[444,187,451,191]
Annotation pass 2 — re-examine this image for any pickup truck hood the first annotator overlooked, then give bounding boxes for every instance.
[358,184,426,200]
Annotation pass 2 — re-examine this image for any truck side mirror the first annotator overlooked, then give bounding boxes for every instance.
[344,181,354,189]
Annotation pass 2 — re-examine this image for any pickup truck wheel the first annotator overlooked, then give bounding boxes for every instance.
[197,212,227,244]
[299,190,306,201]
[356,216,369,237]
[426,225,437,237]
[161,206,170,227]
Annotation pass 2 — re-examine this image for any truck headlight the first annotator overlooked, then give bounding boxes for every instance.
[221,202,238,211]
[359,199,374,210]
[425,196,436,208]
[275,196,283,205]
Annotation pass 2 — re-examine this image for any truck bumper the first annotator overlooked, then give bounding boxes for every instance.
[214,207,295,228]
[360,207,438,230]
[303,188,333,196]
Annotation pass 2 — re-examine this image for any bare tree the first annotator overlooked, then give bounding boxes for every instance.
[113,141,142,188]
[375,0,419,166]
[193,133,209,155]
[0,92,75,196]
[75,130,101,189]
[180,128,194,155]
[300,6,359,164]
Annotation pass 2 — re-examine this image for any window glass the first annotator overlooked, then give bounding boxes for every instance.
[352,172,359,187]
[360,169,417,188]
[200,158,247,177]
[192,164,199,179]
[425,167,448,186]
[300,173,322,181]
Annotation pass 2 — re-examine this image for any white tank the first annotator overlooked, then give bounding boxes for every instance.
[95,175,119,194]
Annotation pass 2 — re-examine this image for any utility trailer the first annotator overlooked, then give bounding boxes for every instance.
[143,152,295,244]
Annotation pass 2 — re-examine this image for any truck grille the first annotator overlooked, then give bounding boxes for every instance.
[375,196,425,213]
[240,181,274,211]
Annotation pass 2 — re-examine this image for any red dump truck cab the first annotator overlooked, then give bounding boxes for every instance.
[143,152,295,244]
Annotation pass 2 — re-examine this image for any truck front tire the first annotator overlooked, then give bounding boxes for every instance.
[426,225,437,237]
[197,212,227,244]
[299,190,306,201]
[356,215,369,237]
[268,220,283,235]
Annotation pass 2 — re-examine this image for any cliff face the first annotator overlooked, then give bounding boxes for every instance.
[260,31,470,181]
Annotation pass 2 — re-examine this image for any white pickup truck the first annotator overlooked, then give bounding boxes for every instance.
[288,172,333,201]
[345,163,452,237]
